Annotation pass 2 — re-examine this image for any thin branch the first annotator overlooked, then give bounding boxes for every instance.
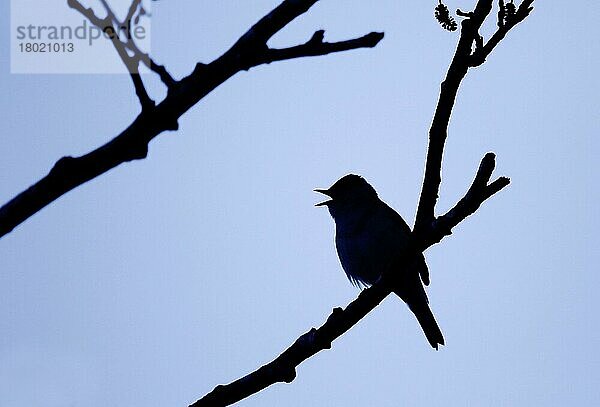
[423,153,510,247]
[108,20,155,110]
[123,36,177,87]
[125,0,143,25]
[497,0,506,28]
[129,71,155,111]
[66,0,104,27]
[414,0,494,234]
[148,59,177,87]
[456,9,475,18]
[414,0,534,235]
[98,0,119,24]
[96,0,158,78]
[68,0,175,88]
[0,0,383,239]
[191,283,392,407]
[470,0,535,66]
[260,30,384,66]
[231,0,319,48]
[66,0,154,109]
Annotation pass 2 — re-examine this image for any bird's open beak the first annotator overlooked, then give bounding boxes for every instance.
[314,188,332,207]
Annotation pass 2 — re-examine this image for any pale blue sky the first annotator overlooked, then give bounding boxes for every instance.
[1,1,599,406]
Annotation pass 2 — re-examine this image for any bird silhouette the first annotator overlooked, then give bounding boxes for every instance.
[316,174,444,349]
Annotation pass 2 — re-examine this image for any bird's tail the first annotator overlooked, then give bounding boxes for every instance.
[406,300,445,350]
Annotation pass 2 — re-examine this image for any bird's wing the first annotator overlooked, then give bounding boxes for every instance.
[381,201,431,286]
[335,234,369,288]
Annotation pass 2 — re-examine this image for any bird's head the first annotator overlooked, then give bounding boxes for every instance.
[314,174,379,221]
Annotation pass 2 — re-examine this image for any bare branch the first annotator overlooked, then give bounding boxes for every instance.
[497,0,506,28]
[68,0,175,89]
[66,0,104,27]
[259,31,384,66]
[148,59,177,87]
[191,283,392,406]
[414,0,534,235]
[231,0,319,49]
[125,37,177,87]
[67,0,154,109]
[107,21,155,110]
[470,0,535,66]
[125,0,143,25]
[423,153,511,247]
[128,71,155,111]
[414,4,490,233]
[456,9,475,18]
[0,0,383,238]
[98,0,119,24]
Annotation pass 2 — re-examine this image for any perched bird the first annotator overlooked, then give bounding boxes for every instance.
[315,174,444,349]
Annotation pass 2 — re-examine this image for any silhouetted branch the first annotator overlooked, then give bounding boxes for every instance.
[423,153,510,248]
[414,0,533,236]
[470,0,534,66]
[0,0,383,238]
[110,25,155,110]
[191,284,392,407]
[260,30,384,66]
[94,0,176,86]
[67,0,156,109]
[230,0,319,48]
[125,0,143,25]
